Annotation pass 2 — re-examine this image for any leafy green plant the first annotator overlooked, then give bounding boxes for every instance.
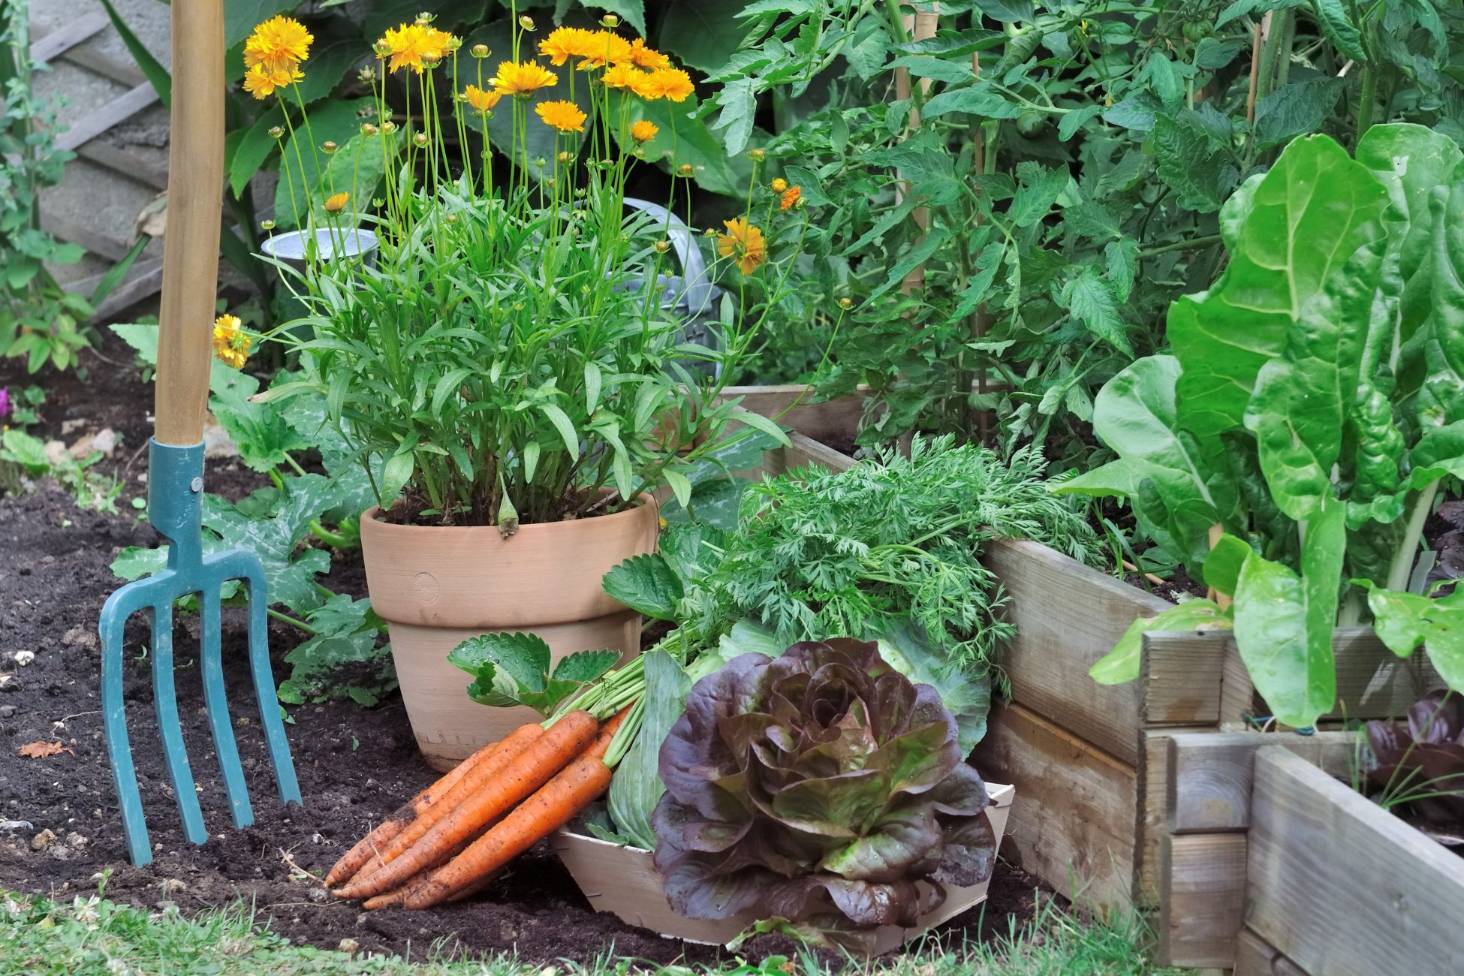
[1058,124,1464,728]
[652,637,996,948]
[702,1,1464,457]
[0,427,122,511]
[448,633,619,716]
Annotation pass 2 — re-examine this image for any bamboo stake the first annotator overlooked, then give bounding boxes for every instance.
[893,4,939,294]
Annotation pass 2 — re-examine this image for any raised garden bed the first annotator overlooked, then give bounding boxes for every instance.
[1157,731,1464,974]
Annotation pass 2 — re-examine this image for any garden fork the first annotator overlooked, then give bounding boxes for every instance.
[98,0,300,867]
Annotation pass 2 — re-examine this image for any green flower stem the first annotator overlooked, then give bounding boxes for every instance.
[268,608,317,635]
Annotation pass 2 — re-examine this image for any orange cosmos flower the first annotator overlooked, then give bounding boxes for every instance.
[462,84,503,113]
[780,185,801,210]
[716,218,767,275]
[536,100,587,133]
[244,16,313,75]
[630,119,659,143]
[491,60,557,95]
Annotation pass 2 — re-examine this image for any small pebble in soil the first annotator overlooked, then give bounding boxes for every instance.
[30,829,56,851]
[0,705,16,718]
[337,938,359,957]
[11,651,34,667]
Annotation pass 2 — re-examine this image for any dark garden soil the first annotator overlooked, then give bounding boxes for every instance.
[0,340,1048,967]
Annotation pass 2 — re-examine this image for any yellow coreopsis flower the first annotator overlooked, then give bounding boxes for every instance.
[601,63,641,91]
[378,23,456,74]
[577,30,631,70]
[630,119,659,143]
[242,63,302,100]
[770,177,788,193]
[624,38,670,71]
[244,16,313,75]
[716,218,767,275]
[212,314,251,369]
[639,67,694,103]
[536,100,587,133]
[491,60,557,95]
[538,26,595,66]
[462,84,503,113]
[323,192,350,213]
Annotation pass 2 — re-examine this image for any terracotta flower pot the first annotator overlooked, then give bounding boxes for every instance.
[360,497,659,771]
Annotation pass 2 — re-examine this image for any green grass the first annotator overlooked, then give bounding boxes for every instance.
[0,889,1185,976]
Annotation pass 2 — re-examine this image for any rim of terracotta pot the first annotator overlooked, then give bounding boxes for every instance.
[359,493,659,629]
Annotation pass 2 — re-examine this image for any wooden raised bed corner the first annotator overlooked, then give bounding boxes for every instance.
[1158,732,1464,974]
[764,436,1433,915]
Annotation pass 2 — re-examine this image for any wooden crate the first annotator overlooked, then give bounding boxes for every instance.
[759,436,1432,914]
[1158,732,1464,973]
[552,784,1014,952]
[721,384,867,448]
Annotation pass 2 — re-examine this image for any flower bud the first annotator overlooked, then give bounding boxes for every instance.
[518,15,536,31]
[677,163,694,177]
[413,132,430,148]
[361,122,379,137]
[415,11,434,24]
[269,125,285,139]
[471,43,489,59]
[654,239,671,254]
[358,65,376,84]
[382,120,399,134]
[260,219,276,232]
[770,177,788,193]
[749,148,766,162]
[445,36,462,53]
[837,297,854,310]
[600,14,620,27]
[445,213,458,224]
[557,150,573,163]
[321,140,338,154]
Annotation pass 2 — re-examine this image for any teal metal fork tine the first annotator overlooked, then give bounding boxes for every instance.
[199,583,253,828]
[149,599,207,845]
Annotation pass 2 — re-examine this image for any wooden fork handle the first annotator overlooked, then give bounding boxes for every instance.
[154,0,225,446]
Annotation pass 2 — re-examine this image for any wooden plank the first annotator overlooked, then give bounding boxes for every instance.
[780,432,855,474]
[971,701,1138,910]
[1331,627,1439,719]
[1246,746,1464,976]
[75,141,169,191]
[1233,928,1281,976]
[1167,731,1359,834]
[1219,636,1254,727]
[721,385,866,446]
[1158,833,1247,968]
[988,539,1171,766]
[56,83,159,152]
[59,45,148,88]
[1136,726,1212,905]
[1142,630,1228,726]
[28,14,109,65]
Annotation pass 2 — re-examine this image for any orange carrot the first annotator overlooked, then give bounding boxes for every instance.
[374,723,544,867]
[400,709,629,909]
[324,738,502,888]
[334,711,599,900]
